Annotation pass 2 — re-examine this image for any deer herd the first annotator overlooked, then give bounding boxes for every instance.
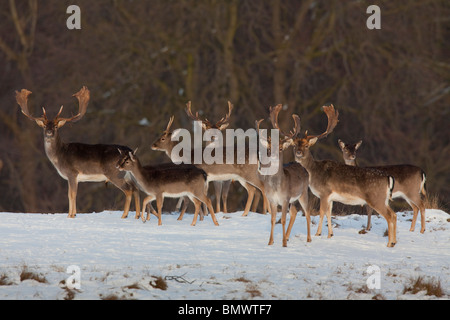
[15,86,427,248]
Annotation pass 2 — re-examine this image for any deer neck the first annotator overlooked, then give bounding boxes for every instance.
[345,158,357,166]
[161,141,177,161]
[43,132,64,166]
[258,148,284,180]
[296,149,318,175]
[128,159,147,186]
[273,150,285,178]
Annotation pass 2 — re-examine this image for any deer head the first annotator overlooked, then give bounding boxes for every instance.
[151,116,175,152]
[15,86,90,140]
[290,104,339,160]
[256,104,301,156]
[116,148,139,172]
[338,139,362,165]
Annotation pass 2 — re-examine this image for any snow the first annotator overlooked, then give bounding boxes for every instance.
[0,208,448,300]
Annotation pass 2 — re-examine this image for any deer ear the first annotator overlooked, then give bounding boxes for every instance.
[128,151,136,162]
[35,119,46,128]
[281,140,293,150]
[338,139,345,150]
[217,123,229,131]
[308,137,318,147]
[355,140,363,150]
[133,147,138,155]
[56,119,67,128]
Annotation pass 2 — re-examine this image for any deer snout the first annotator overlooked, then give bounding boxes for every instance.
[295,149,304,159]
[45,130,55,138]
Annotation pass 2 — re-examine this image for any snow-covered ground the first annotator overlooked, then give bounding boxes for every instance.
[0,208,448,300]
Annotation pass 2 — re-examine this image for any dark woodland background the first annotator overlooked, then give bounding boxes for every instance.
[0,0,449,213]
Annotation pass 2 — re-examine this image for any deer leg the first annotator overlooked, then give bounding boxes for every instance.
[106,177,135,219]
[202,203,209,216]
[262,192,269,214]
[156,194,163,226]
[325,200,334,238]
[281,201,290,247]
[315,198,329,236]
[175,197,183,211]
[133,189,141,220]
[190,197,202,226]
[213,181,222,213]
[268,202,277,245]
[203,197,219,226]
[285,204,298,242]
[408,195,426,233]
[386,207,397,247]
[298,192,311,242]
[199,204,205,221]
[177,196,189,221]
[409,202,420,232]
[67,178,78,218]
[418,200,426,234]
[241,183,256,217]
[142,195,154,222]
[365,205,373,231]
[370,203,397,247]
[251,190,261,213]
[121,189,133,219]
[221,180,231,213]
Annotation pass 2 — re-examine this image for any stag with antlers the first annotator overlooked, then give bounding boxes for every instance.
[256,105,311,246]
[15,87,140,218]
[288,105,398,247]
[152,102,269,217]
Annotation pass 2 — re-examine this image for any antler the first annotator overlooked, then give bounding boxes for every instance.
[57,86,90,123]
[185,101,233,130]
[15,89,45,122]
[164,116,174,133]
[185,101,202,122]
[255,118,264,132]
[214,101,233,129]
[269,104,301,140]
[305,104,339,140]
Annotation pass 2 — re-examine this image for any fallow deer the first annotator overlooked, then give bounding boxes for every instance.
[289,105,398,247]
[338,139,427,233]
[185,101,233,213]
[116,149,219,226]
[151,107,269,217]
[15,87,140,218]
[256,104,311,247]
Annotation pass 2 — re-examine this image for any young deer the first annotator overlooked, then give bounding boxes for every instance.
[289,105,398,247]
[151,111,268,217]
[15,87,140,218]
[256,104,311,247]
[338,139,427,233]
[116,149,219,226]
